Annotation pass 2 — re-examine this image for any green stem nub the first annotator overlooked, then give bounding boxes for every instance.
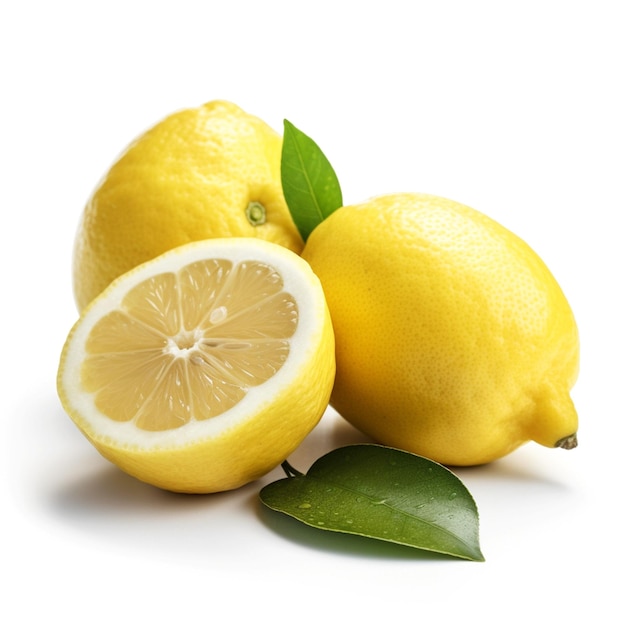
[246,202,267,226]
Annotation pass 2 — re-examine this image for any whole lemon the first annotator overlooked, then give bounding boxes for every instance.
[73,100,303,311]
[302,193,579,466]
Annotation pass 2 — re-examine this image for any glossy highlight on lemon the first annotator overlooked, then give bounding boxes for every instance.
[73,100,303,311]
[302,193,579,466]
[58,238,335,493]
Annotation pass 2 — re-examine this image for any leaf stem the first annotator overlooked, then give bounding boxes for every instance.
[281,460,303,478]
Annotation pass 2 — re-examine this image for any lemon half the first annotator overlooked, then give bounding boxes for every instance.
[58,238,335,493]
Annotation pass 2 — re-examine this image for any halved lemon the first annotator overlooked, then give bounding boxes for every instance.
[57,238,335,493]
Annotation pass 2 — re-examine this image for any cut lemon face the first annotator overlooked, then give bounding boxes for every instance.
[57,238,335,493]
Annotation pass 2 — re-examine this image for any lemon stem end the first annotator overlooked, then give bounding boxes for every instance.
[246,202,267,226]
[555,433,578,450]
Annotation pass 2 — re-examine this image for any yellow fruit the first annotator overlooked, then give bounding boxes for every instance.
[58,238,335,493]
[302,193,579,466]
[73,100,303,311]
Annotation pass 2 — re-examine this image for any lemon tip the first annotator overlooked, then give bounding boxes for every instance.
[555,433,578,450]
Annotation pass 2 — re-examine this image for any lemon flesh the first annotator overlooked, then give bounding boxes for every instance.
[58,238,335,493]
[302,193,579,466]
[73,101,303,311]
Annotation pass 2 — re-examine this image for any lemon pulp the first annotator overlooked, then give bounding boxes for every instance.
[82,259,297,432]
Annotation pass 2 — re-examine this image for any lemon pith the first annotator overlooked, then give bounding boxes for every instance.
[302,193,579,466]
[58,238,335,493]
[73,100,303,311]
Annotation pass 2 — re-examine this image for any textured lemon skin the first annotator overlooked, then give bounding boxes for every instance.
[302,193,579,466]
[59,239,335,493]
[73,100,303,311]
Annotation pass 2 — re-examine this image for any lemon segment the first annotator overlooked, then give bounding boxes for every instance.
[302,193,579,466]
[58,238,335,493]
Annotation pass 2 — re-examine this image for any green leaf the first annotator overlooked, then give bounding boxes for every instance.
[260,444,484,561]
[280,119,343,242]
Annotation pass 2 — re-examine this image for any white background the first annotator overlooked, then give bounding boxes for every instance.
[2,1,623,623]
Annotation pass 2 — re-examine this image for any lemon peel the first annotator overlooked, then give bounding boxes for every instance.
[73,100,303,311]
[302,192,579,466]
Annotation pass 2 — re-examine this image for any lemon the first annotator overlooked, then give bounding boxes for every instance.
[58,238,335,493]
[302,193,579,466]
[73,100,303,311]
